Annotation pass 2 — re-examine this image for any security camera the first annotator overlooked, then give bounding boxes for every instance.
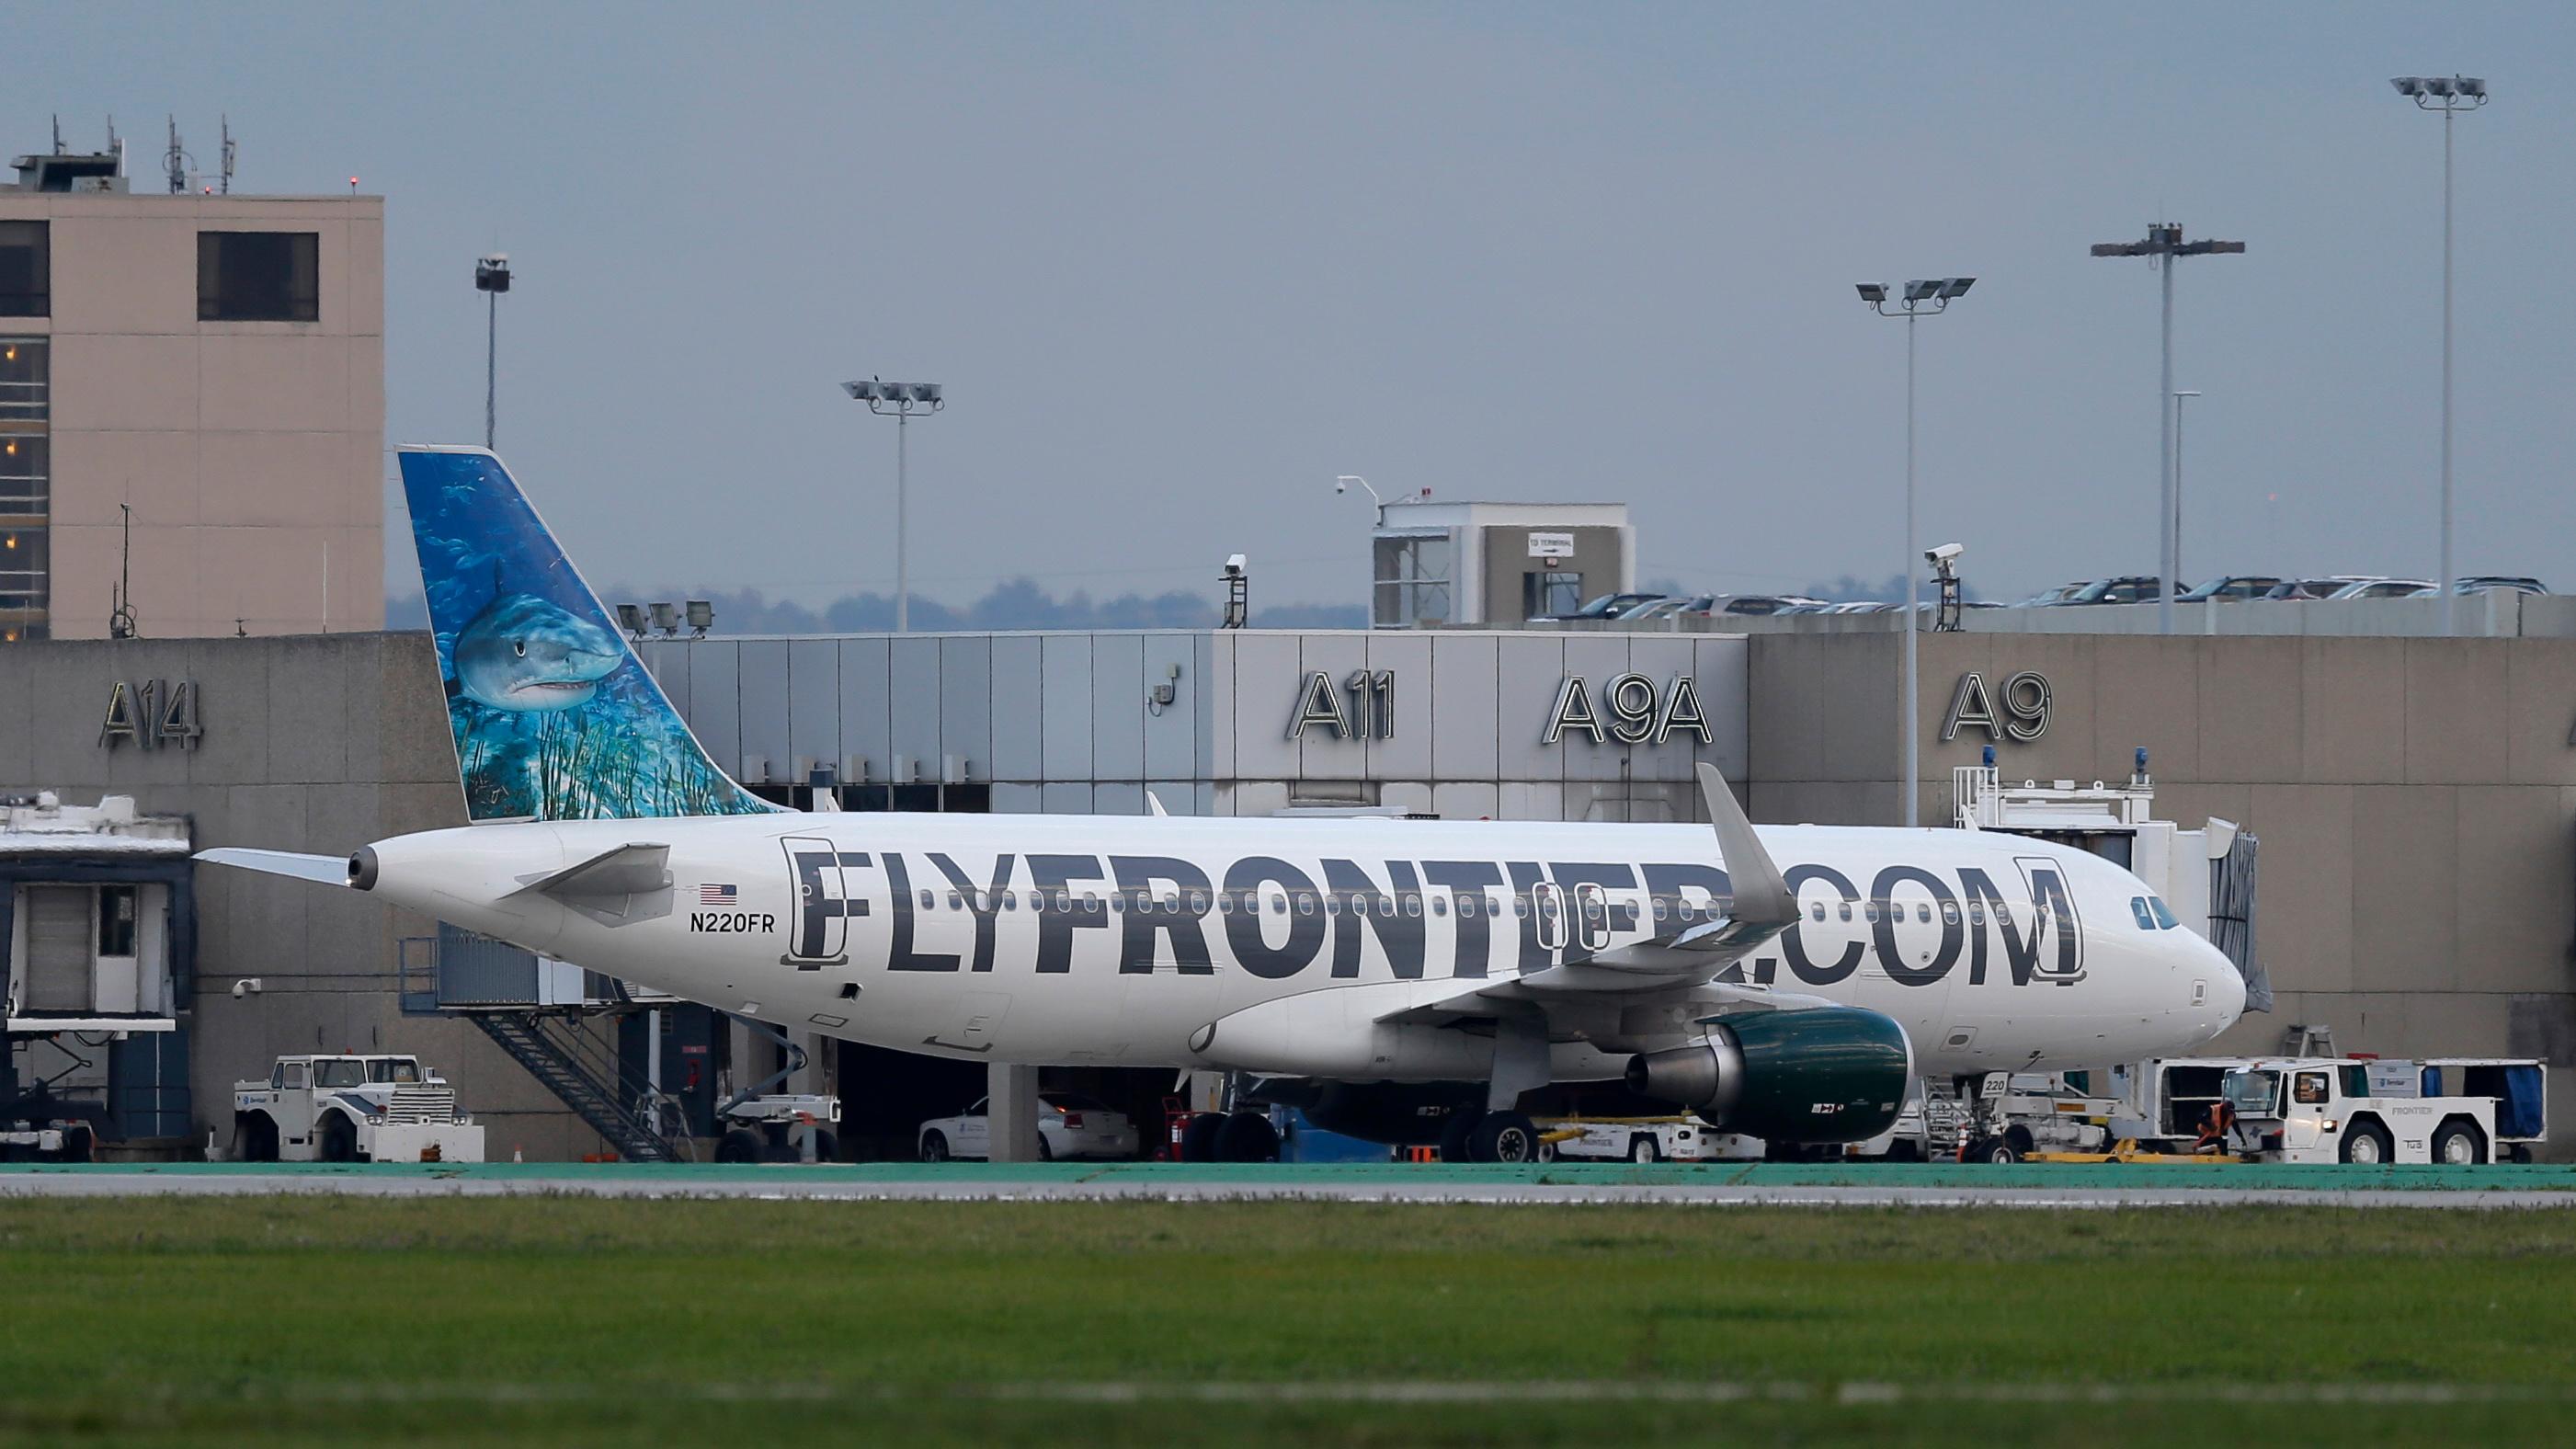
[1333,478,1348,495]
[1223,553,1247,578]
[1925,542,1965,567]
[232,978,263,998]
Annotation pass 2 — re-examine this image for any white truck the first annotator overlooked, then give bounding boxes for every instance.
[2215,1057,2542,1165]
[232,1054,485,1163]
[1534,1116,1763,1164]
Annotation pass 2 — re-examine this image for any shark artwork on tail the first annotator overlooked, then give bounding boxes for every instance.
[399,446,778,822]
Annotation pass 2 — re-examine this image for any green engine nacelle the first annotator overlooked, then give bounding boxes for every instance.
[1624,1007,1913,1144]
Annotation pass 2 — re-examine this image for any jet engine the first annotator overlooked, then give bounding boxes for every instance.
[1624,1007,1911,1144]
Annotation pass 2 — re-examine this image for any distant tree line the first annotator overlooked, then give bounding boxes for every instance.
[386,579,1366,633]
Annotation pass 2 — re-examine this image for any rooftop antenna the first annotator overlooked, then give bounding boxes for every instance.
[164,116,188,195]
[108,505,137,640]
[51,115,63,154]
[219,115,234,194]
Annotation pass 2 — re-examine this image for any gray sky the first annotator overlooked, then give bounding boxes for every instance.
[18,4,2576,608]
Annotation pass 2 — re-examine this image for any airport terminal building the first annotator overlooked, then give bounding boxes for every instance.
[4,618,2573,1158]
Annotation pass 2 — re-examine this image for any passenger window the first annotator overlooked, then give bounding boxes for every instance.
[1810,902,1826,922]
[1941,901,1959,925]
[918,889,935,911]
[1214,894,1233,915]
[2292,1072,2330,1106]
[1001,893,1018,911]
[1403,895,1421,918]
[1188,892,1206,913]
[1082,892,1099,909]
[1431,896,1448,918]
[1863,902,1878,923]
[1838,902,1852,922]
[948,892,963,909]
[2129,897,2156,930]
[1295,893,1314,914]
[282,1064,308,1090]
[1916,904,1932,924]
[1968,900,1986,923]
[1514,898,1530,918]
[2340,1065,2369,1098]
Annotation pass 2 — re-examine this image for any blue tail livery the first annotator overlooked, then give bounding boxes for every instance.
[397,445,778,822]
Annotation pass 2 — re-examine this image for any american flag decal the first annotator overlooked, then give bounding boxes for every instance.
[698,884,738,906]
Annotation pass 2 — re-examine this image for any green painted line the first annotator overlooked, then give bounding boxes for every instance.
[6,1160,2571,1189]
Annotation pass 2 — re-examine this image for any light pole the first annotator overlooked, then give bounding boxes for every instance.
[1857,277,1974,828]
[2091,223,2245,633]
[2171,390,2200,589]
[2392,74,2489,635]
[842,379,945,633]
[474,255,509,451]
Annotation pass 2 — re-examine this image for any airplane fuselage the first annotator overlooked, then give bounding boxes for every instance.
[359,812,2245,1081]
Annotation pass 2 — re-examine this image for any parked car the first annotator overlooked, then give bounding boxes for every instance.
[1535,592,1668,622]
[2414,576,2550,598]
[2325,577,2437,601]
[2053,576,2162,606]
[2012,581,2092,607]
[2174,576,2284,604]
[1714,594,1826,617]
[2259,576,2373,601]
[1617,594,1714,621]
[918,1092,1142,1162]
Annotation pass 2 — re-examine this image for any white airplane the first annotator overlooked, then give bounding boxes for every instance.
[201,447,2247,1163]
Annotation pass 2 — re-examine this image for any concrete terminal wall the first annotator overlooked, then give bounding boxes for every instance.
[0,633,607,1158]
[1751,631,2576,1154]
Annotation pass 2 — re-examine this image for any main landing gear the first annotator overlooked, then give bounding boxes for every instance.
[1436,1108,1543,1164]
[1177,1111,1280,1163]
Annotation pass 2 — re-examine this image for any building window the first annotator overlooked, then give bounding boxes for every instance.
[0,337,43,423]
[1372,532,1453,627]
[0,222,45,316]
[97,886,138,958]
[0,526,44,612]
[1523,570,1582,619]
[198,231,320,322]
[0,434,45,517]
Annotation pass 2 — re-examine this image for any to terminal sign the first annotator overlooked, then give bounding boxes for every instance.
[1526,531,1576,559]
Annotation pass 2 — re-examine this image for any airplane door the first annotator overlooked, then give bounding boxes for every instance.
[781,836,851,967]
[2012,855,2087,984]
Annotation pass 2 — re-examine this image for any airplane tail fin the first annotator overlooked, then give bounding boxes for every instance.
[396,445,779,822]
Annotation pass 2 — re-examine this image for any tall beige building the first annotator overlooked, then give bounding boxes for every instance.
[0,142,382,640]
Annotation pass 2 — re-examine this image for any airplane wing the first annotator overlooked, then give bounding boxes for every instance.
[1377,762,1805,1025]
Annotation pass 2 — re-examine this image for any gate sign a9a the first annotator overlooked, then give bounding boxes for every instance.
[1942,670,2050,744]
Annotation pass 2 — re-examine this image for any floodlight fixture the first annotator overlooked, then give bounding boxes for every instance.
[1855,282,1887,303]
[473,254,510,293]
[2389,73,2491,634]
[841,375,948,632]
[1903,279,1942,302]
[615,602,649,640]
[649,600,679,637]
[1937,277,1977,299]
[685,599,713,636]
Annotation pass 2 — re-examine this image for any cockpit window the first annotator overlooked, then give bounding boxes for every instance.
[2129,897,2156,930]
[315,1059,365,1088]
[2147,897,2179,930]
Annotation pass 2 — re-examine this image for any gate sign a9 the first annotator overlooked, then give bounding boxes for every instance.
[1942,670,2050,744]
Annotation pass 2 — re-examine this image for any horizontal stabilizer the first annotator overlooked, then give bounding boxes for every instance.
[195,848,350,885]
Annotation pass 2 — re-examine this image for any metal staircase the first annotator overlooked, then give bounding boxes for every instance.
[469,1012,686,1164]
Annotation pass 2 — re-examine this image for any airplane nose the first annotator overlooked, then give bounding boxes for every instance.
[2202,941,2248,1033]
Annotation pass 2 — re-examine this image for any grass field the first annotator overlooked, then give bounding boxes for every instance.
[3,1196,2573,1446]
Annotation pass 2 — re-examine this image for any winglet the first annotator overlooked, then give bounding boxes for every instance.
[1695,762,1794,927]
